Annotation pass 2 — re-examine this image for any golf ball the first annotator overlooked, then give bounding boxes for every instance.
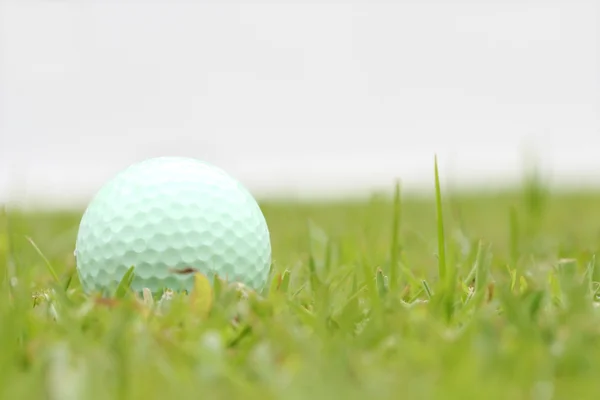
[74,156,272,294]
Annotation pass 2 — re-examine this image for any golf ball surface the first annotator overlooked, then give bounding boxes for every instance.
[75,156,271,294]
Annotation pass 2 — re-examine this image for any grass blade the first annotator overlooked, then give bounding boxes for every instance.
[509,206,519,267]
[434,155,447,281]
[114,266,136,298]
[0,206,8,287]
[585,255,597,300]
[389,180,401,292]
[190,272,214,319]
[360,256,380,311]
[376,268,388,298]
[422,280,433,299]
[25,235,61,285]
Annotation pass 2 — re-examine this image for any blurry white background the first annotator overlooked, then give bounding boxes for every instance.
[0,0,598,207]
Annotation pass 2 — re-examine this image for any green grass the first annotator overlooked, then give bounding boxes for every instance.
[3,172,600,399]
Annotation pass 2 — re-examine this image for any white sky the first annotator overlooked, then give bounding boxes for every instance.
[1,1,598,206]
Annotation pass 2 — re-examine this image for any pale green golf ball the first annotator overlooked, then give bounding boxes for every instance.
[75,156,272,294]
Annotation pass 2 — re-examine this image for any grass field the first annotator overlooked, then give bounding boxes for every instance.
[2,168,600,399]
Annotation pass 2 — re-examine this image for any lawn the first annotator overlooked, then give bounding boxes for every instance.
[2,169,600,399]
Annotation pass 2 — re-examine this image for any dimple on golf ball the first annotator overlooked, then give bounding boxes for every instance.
[74,156,272,294]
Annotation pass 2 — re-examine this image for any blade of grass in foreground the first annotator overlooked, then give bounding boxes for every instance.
[0,206,8,286]
[361,254,381,313]
[585,255,597,301]
[509,206,520,268]
[460,240,492,316]
[190,272,213,319]
[25,235,61,286]
[433,155,457,321]
[434,156,447,281]
[389,180,401,293]
[114,266,136,298]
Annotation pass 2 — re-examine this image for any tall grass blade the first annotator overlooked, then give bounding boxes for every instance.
[389,180,401,292]
[25,236,61,286]
[509,206,519,267]
[114,266,136,298]
[434,155,447,281]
